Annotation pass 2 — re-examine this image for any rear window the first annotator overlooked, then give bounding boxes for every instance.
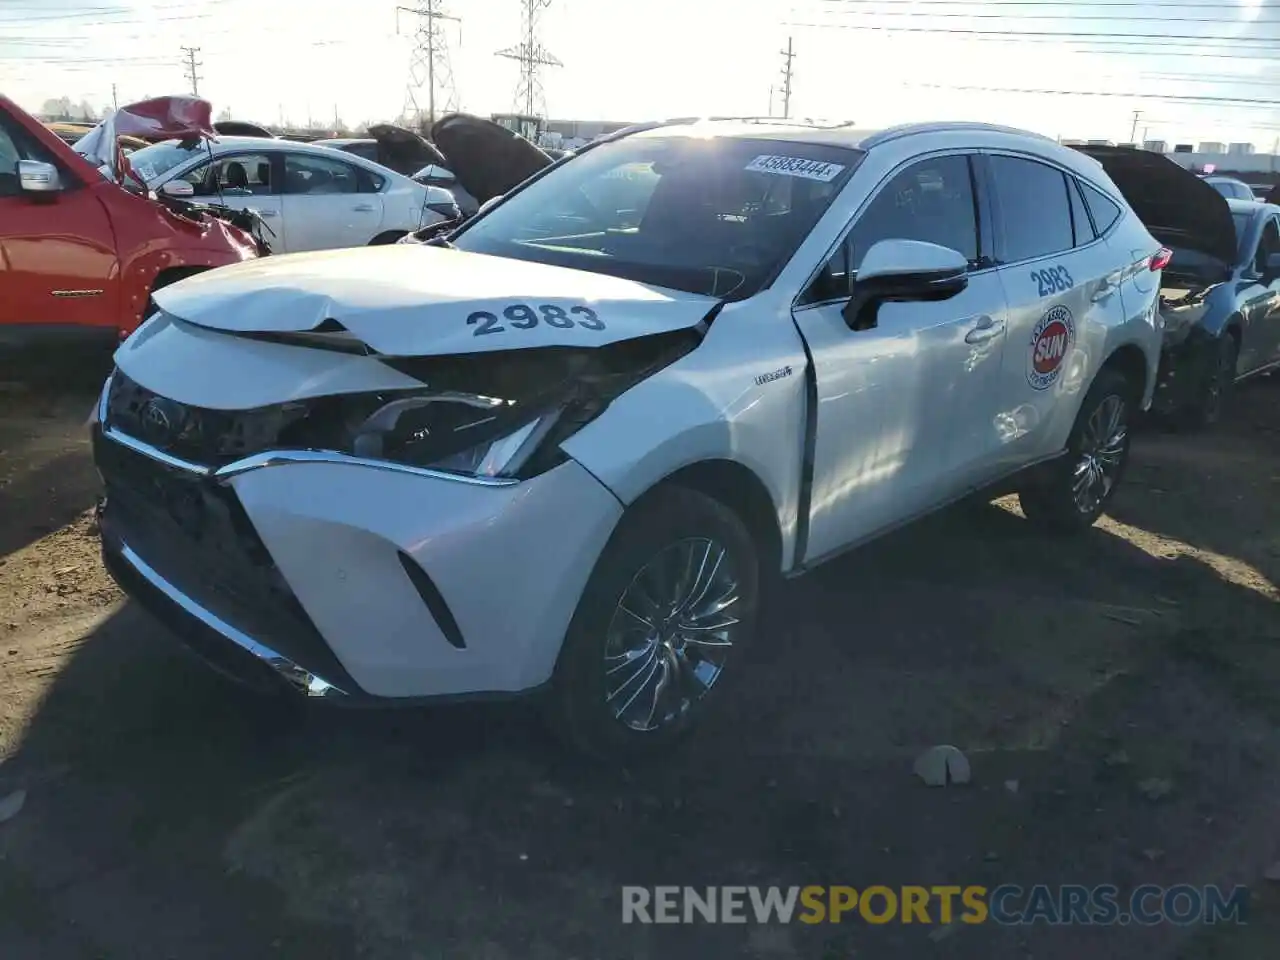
[1081,182,1122,235]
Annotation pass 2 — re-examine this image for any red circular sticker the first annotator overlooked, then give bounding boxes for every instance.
[1026,305,1076,391]
[1033,319,1071,374]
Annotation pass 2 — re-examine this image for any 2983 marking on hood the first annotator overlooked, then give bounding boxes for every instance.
[467,302,605,336]
[1027,304,1075,391]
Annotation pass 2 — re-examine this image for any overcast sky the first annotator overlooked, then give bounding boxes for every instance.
[2,0,1279,147]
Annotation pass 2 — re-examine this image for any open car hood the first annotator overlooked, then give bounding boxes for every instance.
[145,244,716,359]
[367,123,447,175]
[429,113,552,204]
[1073,145,1238,265]
[75,95,215,183]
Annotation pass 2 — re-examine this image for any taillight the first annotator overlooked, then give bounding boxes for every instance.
[1149,247,1173,272]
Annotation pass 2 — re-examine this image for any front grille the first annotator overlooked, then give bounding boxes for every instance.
[106,372,311,467]
[94,427,359,692]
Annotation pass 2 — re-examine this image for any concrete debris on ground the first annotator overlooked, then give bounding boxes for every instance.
[914,745,971,786]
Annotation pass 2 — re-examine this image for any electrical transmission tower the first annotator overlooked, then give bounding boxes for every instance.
[398,1,460,128]
[181,45,202,96]
[495,0,562,119]
[779,37,795,119]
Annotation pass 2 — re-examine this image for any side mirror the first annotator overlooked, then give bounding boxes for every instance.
[159,179,195,199]
[842,239,969,331]
[18,160,61,194]
[412,163,457,187]
[423,185,460,220]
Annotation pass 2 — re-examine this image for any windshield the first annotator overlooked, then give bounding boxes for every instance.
[127,139,202,183]
[452,135,862,299]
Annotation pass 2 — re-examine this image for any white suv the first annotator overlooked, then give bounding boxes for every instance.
[93,119,1165,758]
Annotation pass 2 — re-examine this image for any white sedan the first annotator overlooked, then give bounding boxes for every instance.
[126,136,459,253]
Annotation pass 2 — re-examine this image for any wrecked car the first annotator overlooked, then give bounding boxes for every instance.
[93,119,1162,758]
[0,95,261,349]
[1079,146,1280,427]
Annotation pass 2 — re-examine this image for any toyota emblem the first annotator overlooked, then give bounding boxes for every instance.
[139,398,175,447]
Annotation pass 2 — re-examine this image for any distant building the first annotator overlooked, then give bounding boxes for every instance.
[1199,142,1226,154]
[1086,139,1113,146]
[1143,140,1168,153]
[1229,142,1255,156]
[1174,144,1195,153]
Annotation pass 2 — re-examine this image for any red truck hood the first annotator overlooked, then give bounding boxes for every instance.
[75,96,215,184]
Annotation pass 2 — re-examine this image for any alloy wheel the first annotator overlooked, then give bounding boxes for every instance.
[602,537,741,733]
[1072,393,1128,514]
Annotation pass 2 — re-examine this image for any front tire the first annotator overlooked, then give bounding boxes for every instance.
[546,486,759,761]
[1019,368,1133,533]
[1179,334,1238,430]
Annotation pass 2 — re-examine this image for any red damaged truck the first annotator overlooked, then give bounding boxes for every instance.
[0,95,263,349]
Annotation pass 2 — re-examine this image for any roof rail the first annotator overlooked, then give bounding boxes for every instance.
[859,121,1057,150]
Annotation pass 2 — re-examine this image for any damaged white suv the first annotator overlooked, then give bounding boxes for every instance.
[93,119,1164,758]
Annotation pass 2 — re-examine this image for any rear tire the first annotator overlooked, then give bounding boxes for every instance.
[1018,368,1134,533]
[1178,334,1238,430]
[545,486,759,762]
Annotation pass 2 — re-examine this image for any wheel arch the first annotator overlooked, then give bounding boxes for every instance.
[1099,340,1150,400]
[629,458,785,579]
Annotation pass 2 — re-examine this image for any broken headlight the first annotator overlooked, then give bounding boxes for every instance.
[345,392,560,480]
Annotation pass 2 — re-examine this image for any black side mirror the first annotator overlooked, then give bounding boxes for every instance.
[842,239,969,331]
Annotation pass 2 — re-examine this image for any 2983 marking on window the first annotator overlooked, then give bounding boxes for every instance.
[466,303,606,336]
[1032,265,1073,296]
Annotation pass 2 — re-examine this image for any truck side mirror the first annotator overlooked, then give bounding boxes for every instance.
[18,160,61,194]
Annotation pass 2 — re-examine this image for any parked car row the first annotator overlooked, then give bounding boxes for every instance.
[8,97,1278,759]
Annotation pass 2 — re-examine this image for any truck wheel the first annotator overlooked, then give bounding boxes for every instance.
[1179,334,1237,430]
[545,486,759,762]
[1019,368,1133,533]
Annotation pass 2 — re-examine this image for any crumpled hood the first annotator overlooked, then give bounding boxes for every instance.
[151,245,718,356]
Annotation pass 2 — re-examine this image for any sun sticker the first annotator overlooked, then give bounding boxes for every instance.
[1027,305,1075,391]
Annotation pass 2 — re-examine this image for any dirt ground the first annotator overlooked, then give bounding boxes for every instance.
[1,361,1279,959]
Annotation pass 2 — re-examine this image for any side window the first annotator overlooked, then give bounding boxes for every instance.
[1081,182,1122,236]
[356,166,384,193]
[0,114,56,197]
[0,119,21,196]
[843,155,979,271]
[183,153,273,196]
[1253,217,1279,276]
[284,154,360,195]
[989,155,1073,262]
[1068,177,1095,246]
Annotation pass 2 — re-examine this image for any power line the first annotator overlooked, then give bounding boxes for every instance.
[819,0,1280,7]
[816,0,1280,21]
[906,80,1280,107]
[398,0,461,127]
[495,0,562,119]
[786,21,1280,43]
[180,45,201,96]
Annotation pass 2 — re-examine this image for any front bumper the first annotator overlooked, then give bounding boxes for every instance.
[1151,327,1216,416]
[94,421,624,701]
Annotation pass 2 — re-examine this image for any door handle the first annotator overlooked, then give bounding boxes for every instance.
[352,203,375,212]
[964,316,1005,344]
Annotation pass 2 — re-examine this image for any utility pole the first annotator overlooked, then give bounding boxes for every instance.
[779,36,795,119]
[180,45,202,96]
[496,0,562,120]
[1129,109,1142,143]
[111,82,118,111]
[398,0,461,128]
